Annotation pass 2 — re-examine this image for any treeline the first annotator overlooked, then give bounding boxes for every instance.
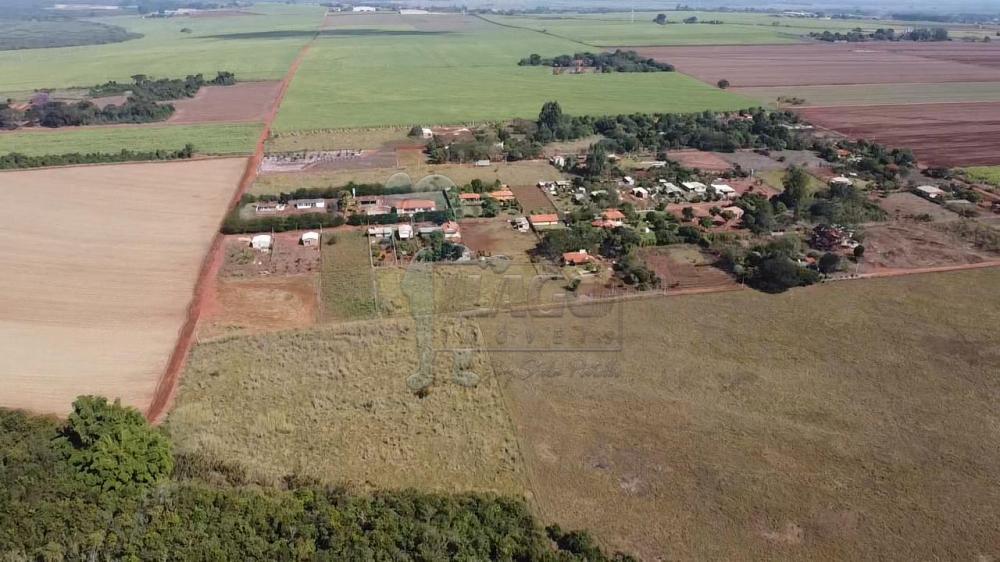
[0,398,636,561]
[89,71,237,100]
[810,27,949,42]
[518,50,674,72]
[427,102,802,165]
[25,96,173,127]
[347,209,453,226]
[0,144,195,170]
[221,211,346,235]
[240,181,413,204]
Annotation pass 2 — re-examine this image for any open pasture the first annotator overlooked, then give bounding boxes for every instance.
[481,268,1000,560]
[272,14,751,131]
[0,158,246,415]
[799,102,1000,167]
[0,122,262,156]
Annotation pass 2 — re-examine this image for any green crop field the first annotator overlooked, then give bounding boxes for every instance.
[964,166,1000,185]
[484,11,934,47]
[273,13,752,131]
[0,123,262,156]
[0,4,325,96]
[0,18,141,51]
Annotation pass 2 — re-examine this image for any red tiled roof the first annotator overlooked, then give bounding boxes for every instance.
[396,199,436,210]
[562,251,591,265]
[602,209,625,220]
[529,214,560,224]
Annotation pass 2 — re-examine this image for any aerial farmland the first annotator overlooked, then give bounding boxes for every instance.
[1,2,999,559]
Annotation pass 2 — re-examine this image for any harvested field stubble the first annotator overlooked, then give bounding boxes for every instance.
[0,158,246,415]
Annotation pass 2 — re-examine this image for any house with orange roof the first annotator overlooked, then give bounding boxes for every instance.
[562,250,592,266]
[488,189,517,203]
[529,214,560,230]
[395,199,437,215]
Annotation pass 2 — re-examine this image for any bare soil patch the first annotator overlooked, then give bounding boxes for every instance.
[0,158,245,415]
[640,245,739,293]
[198,275,318,341]
[508,183,556,214]
[168,81,282,124]
[859,221,998,272]
[877,192,959,221]
[458,218,538,257]
[668,149,732,172]
[798,102,1000,167]
[634,43,1000,88]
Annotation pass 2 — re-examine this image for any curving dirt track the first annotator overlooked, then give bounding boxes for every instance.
[145,41,314,423]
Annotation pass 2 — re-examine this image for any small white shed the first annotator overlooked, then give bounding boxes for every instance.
[301,231,320,246]
[251,234,272,250]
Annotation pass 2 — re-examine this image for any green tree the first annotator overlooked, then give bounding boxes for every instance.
[778,165,811,215]
[818,252,841,273]
[654,13,668,24]
[59,396,173,494]
[717,78,730,89]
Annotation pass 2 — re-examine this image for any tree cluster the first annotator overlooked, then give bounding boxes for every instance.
[810,27,949,42]
[221,211,346,235]
[518,50,674,72]
[0,144,195,169]
[89,71,236,100]
[0,399,636,561]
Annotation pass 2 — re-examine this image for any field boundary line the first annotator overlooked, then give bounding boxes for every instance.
[472,13,597,48]
[145,38,317,424]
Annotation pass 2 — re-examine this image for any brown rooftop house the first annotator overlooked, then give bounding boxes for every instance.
[396,199,437,215]
[529,213,560,229]
[488,189,516,203]
[562,250,592,266]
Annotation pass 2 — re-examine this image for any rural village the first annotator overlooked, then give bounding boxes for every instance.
[1,2,999,560]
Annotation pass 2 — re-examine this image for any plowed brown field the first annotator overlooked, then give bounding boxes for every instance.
[0,158,245,415]
[799,102,1000,167]
[168,81,283,124]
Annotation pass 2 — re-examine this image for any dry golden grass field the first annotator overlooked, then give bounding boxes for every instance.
[0,158,245,415]
[168,317,526,494]
[478,268,1000,560]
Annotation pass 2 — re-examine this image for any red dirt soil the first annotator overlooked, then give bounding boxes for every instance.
[632,43,1000,87]
[168,81,282,124]
[145,42,314,424]
[798,102,1000,167]
[508,183,557,214]
[667,149,732,171]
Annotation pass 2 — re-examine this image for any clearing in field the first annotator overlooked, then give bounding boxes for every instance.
[858,221,999,272]
[252,160,565,196]
[0,158,246,415]
[198,275,318,341]
[480,268,1000,560]
[320,231,377,322]
[639,245,739,293]
[798,102,1000,167]
[0,122,263,156]
[167,317,526,493]
[667,149,732,172]
[168,81,282,124]
[273,13,750,131]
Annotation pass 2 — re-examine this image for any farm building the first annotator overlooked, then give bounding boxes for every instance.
[711,183,737,198]
[631,187,650,199]
[368,226,395,238]
[659,181,683,196]
[290,199,326,210]
[529,214,560,230]
[250,234,272,250]
[396,199,437,215]
[397,224,413,239]
[682,182,708,194]
[459,193,482,202]
[915,185,946,199]
[551,155,567,167]
[622,176,636,186]
[352,5,377,12]
[562,250,592,266]
[640,161,667,169]
[300,231,320,246]
[255,202,286,214]
[475,160,491,167]
[420,127,433,139]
